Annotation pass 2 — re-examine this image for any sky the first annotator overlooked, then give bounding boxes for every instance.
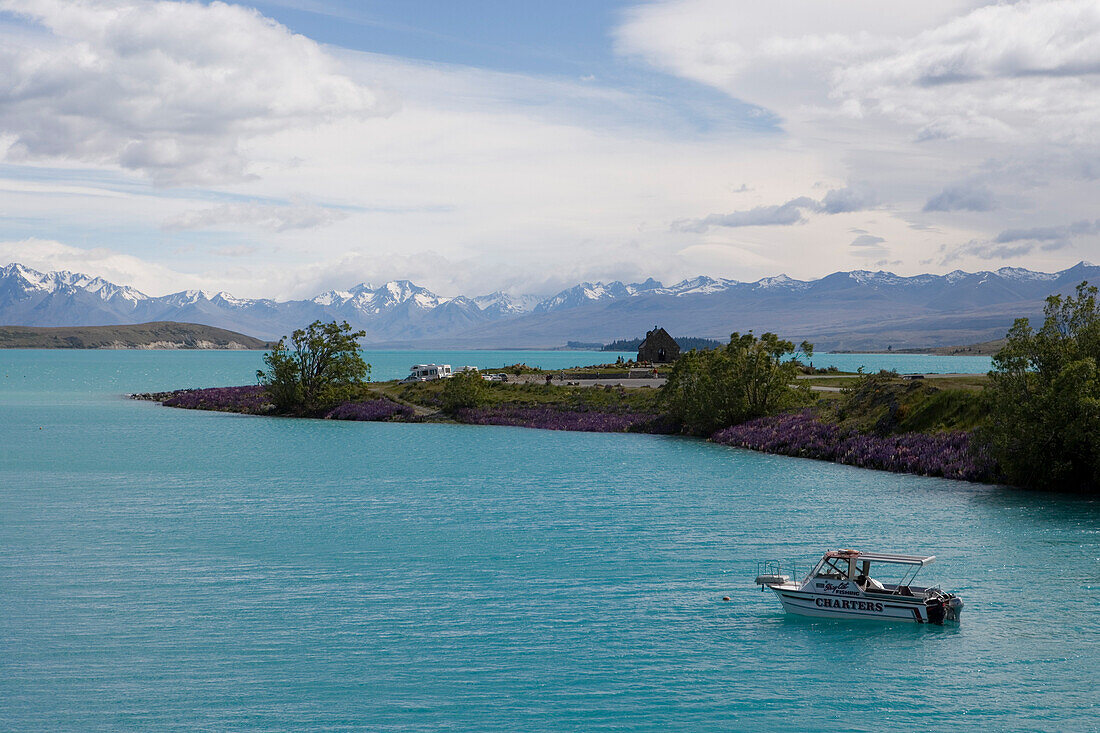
[0,0,1097,299]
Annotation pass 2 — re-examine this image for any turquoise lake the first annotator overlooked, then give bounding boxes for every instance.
[1,350,1096,731]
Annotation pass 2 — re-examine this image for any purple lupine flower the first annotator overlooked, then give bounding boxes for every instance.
[454,406,661,433]
[324,399,414,422]
[161,385,270,413]
[712,409,996,483]
[160,386,413,423]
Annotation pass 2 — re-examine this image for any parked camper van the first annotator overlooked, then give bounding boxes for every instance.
[404,364,452,381]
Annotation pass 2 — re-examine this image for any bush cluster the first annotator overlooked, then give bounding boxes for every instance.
[662,331,813,435]
[983,282,1100,491]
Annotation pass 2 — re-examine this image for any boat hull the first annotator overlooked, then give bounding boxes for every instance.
[769,587,955,624]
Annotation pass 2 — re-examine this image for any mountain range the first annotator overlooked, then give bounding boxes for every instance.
[2,261,1096,350]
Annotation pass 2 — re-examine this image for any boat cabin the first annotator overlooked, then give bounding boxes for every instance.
[806,549,936,593]
[407,363,452,381]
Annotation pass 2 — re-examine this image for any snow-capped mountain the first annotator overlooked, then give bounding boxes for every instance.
[0,263,147,305]
[1,261,1096,349]
[533,280,645,313]
[531,275,742,311]
[472,291,541,317]
[0,263,152,326]
[664,276,739,296]
[311,281,449,314]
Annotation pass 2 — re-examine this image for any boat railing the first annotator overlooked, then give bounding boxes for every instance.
[755,559,801,584]
[890,564,927,593]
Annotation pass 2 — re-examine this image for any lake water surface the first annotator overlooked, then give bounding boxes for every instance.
[1,350,1096,731]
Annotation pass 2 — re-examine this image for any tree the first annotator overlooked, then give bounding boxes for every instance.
[441,371,488,414]
[661,331,813,435]
[983,282,1100,491]
[257,320,370,412]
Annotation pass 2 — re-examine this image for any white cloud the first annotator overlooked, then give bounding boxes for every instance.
[0,237,194,292]
[673,197,815,232]
[1,0,1096,299]
[164,201,350,232]
[211,244,258,257]
[616,0,1100,275]
[850,234,888,258]
[617,0,1100,143]
[615,0,979,116]
[0,0,391,185]
[939,219,1099,264]
[819,186,876,214]
[924,184,996,212]
[995,219,1100,244]
[833,0,1100,143]
[674,186,876,232]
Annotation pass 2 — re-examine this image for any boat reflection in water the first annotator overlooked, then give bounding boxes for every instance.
[755,549,963,624]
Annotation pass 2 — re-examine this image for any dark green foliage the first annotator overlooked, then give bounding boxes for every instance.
[983,282,1100,491]
[257,320,370,412]
[661,332,813,434]
[799,364,842,375]
[440,371,489,414]
[601,338,644,351]
[602,336,723,352]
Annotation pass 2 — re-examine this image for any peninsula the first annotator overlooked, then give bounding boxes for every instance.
[133,279,1100,494]
[0,322,273,349]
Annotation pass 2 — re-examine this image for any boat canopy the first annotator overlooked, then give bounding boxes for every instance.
[825,549,935,566]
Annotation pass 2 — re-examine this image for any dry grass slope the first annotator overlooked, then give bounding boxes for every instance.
[0,321,274,349]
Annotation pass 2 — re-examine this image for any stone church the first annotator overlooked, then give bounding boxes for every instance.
[637,327,680,364]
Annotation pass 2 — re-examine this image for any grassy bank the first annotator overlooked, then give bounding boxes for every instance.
[823,372,987,434]
[136,367,997,483]
[724,372,995,481]
[376,378,662,415]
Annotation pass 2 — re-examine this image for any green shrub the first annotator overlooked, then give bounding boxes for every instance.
[661,332,813,435]
[441,372,489,414]
[257,320,369,412]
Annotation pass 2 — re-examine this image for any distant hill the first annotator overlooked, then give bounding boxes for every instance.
[897,339,1007,356]
[926,339,1007,356]
[2,261,1097,350]
[0,322,274,349]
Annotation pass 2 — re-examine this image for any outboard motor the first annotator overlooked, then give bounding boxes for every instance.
[925,592,963,624]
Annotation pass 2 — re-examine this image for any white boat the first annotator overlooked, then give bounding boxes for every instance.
[754,548,963,624]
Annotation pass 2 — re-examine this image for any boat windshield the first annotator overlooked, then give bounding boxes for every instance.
[811,555,851,579]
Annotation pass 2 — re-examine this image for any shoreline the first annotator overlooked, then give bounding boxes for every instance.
[132,383,1000,486]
